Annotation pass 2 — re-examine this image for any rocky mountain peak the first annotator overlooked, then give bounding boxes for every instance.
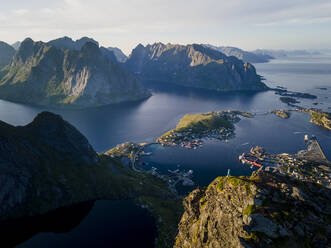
[0,38,151,108]
[125,42,267,91]
[0,41,16,66]
[175,170,331,248]
[47,36,99,51]
[80,41,102,59]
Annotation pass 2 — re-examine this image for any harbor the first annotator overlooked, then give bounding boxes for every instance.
[238,135,331,188]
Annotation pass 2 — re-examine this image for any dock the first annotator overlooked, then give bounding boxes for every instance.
[300,136,328,162]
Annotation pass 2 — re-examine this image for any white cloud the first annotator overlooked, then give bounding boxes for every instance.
[0,0,331,52]
[12,8,29,15]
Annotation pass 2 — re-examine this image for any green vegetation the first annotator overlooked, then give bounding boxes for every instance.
[157,110,253,146]
[177,112,232,132]
[215,177,225,191]
[160,112,233,141]
[137,195,183,248]
[0,38,150,108]
[271,110,290,119]
[243,205,257,215]
[243,232,259,243]
[308,110,331,130]
[0,112,181,248]
[105,142,140,158]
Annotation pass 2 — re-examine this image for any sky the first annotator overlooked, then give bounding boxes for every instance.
[0,0,330,55]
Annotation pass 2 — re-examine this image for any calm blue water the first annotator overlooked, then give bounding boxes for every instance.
[0,55,330,247]
[16,200,156,248]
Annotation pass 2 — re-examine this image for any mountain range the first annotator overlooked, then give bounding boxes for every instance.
[11,41,21,50]
[107,47,127,62]
[0,37,272,108]
[0,41,16,67]
[253,49,321,58]
[206,44,274,63]
[0,38,150,108]
[125,42,267,91]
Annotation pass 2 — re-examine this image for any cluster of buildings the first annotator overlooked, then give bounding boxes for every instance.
[158,126,235,149]
[149,167,195,194]
[239,138,331,189]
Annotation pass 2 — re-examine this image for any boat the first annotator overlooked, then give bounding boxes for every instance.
[238,154,263,168]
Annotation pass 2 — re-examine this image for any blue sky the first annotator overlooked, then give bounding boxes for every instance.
[1,0,330,54]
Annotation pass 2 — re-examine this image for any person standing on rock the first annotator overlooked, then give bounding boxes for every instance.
[227,169,231,177]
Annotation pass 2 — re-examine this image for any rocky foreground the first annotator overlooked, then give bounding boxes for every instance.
[175,142,331,248]
[175,170,330,248]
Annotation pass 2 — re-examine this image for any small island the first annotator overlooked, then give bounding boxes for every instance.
[274,88,317,99]
[157,110,254,148]
[279,96,300,105]
[270,109,290,119]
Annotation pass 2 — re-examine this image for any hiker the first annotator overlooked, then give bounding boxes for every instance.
[227,169,231,177]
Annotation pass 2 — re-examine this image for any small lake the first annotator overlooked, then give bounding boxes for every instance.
[0,55,330,247]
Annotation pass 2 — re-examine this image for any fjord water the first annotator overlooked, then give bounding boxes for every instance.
[0,55,330,247]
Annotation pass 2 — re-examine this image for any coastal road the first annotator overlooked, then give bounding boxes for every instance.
[131,150,141,172]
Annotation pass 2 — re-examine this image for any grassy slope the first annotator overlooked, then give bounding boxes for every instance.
[159,112,233,140]
[309,111,331,130]
[159,111,253,141]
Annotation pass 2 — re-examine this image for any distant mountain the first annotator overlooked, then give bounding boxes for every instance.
[0,41,16,67]
[0,38,150,108]
[107,47,127,62]
[48,36,118,63]
[206,45,274,63]
[125,43,267,91]
[99,47,118,63]
[253,49,321,58]
[47,36,99,50]
[11,41,21,50]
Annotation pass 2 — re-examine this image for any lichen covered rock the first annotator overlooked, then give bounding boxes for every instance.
[175,171,331,248]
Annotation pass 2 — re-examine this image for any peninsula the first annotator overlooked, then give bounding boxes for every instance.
[157,111,254,148]
[301,109,331,130]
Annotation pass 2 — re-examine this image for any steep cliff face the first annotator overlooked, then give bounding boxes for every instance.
[0,38,150,108]
[0,112,98,220]
[107,47,127,62]
[0,112,178,248]
[125,43,267,91]
[0,41,16,67]
[175,171,331,248]
[11,41,21,50]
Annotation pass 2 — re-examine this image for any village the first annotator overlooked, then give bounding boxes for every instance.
[239,136,331,188]
[158,127,235,149]
[105,142,195,194]
[156,110,250,149]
